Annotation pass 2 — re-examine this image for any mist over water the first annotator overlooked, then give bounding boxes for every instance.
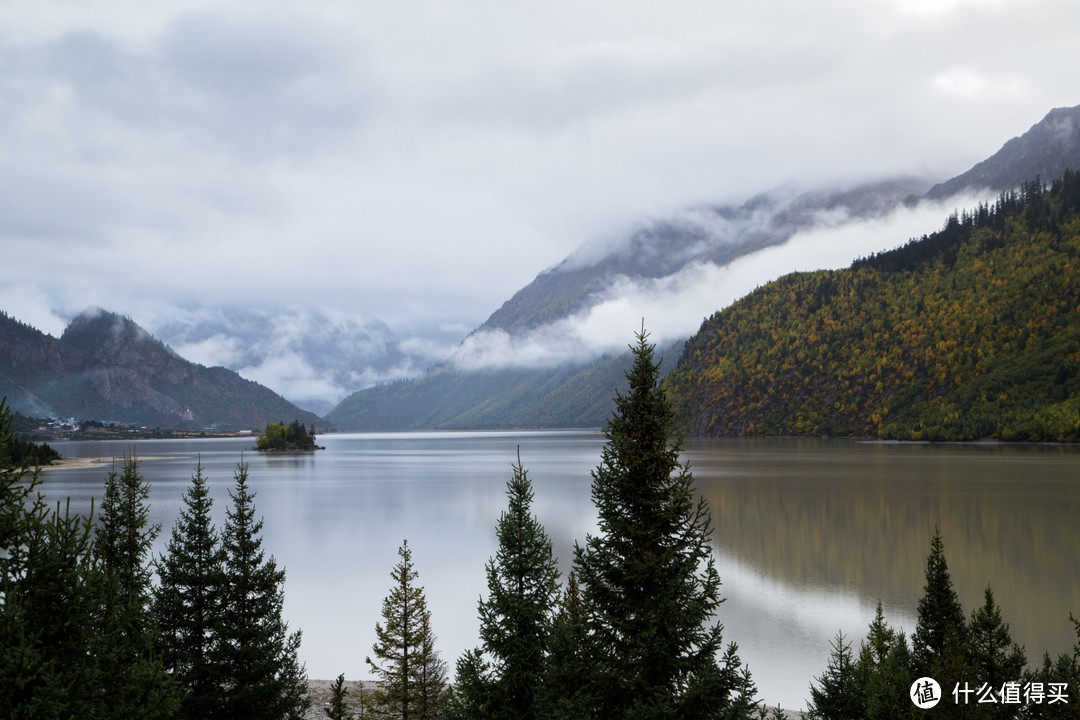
[38,432,1080,711]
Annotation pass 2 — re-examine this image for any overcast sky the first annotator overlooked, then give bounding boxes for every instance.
[2,0,1079,348]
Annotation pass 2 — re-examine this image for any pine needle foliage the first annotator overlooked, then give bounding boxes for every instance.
[539,571,593,720]
[92,453,178,719]
[967,585,1026,716]
[325,673,351,720]
[912,529,968,679]
[806,631,863,720]
[154,458,227,719]
[853,602,915,720]
[217,459,310,720]
[473,448,561,720]
[367,539,447,720]
[573,326,755,720]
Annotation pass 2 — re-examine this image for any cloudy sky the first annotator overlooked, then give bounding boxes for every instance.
[2,0,1079,400]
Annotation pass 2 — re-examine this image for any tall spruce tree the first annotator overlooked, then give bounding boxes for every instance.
[572,326,755,720]
[0,415,102,719]
[854,602,914,720]
[806,631,863,720]
[539,571,592,720]
[217,459,309,720]
[367,539,448,720]
[92,453,179,719]
[0,398,57,715]
[966,585,1026,716]
[912,528,968,719]
[463,449,561,720]
[154,459,227,719]
[1,402,178,719]
[1024,614,1080,720]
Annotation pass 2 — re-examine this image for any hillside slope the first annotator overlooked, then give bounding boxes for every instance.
[0,308,325,430]
[666,173,1080,441]
[327,349,652,430]
[328,104,1080,433]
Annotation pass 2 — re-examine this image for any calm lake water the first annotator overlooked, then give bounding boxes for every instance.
[36,431,1080,711]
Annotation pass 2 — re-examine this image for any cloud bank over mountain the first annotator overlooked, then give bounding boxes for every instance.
[2,0,1079,410]
[151,307,459,415]
[451,191,994,371]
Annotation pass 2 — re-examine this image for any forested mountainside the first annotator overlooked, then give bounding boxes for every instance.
[0,308,325,430]
[667,171,1080,441]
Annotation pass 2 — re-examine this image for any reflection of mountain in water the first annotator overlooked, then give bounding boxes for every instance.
[686,438,1080,663]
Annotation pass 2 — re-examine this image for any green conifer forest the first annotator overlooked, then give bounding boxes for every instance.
[667,172,1080,441]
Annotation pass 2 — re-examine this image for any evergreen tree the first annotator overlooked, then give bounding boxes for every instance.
[572,326,755,719]
[325,673,352,720]
[92,453,179,719]
[854,602,914,720]
[539,571,592,720]
[0,398,54,715]
[966,585,1026,716]
[2,401,179,718]
[1024,614,1080,720]
[95,454,158,603]
[465,449,561,720]
[415,612,449,720]
[1,495,101,717]
[806,631,863,720]
[445,650,494,720]
[154,459,227,719]
[367,539,448,720]
[911,528,967,719]
[217,459,310,720]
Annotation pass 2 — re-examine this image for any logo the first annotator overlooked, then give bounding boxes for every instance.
[912,677,942,709]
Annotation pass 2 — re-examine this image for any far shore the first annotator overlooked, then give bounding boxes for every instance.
[38,455,187,472]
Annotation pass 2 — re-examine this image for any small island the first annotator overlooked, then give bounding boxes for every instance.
[255,420,324,452]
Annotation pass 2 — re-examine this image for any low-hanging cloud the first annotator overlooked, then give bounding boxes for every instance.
[160,305,459,414]
[450,191,994,371]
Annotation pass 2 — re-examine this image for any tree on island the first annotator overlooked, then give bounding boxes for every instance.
[257,420,318,452]
[572,325,757,719]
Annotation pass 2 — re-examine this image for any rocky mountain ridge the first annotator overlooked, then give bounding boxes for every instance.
[0,308,325,430]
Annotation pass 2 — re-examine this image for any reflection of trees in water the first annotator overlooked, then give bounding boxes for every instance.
[685,439,1080,659]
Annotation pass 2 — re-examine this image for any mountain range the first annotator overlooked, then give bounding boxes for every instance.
[0,308,324,430]
[325,104,1080,431]
[4,104,1079,433]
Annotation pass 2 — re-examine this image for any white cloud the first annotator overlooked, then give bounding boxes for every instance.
[1,0,1077,397]
[451,192,995,371]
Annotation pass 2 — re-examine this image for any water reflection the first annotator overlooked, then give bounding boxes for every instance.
[35,433,1080,711]
[687,438,1080,706]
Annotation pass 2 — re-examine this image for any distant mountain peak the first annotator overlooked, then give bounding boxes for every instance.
[1,306,326,429]
[925,103,1080,200]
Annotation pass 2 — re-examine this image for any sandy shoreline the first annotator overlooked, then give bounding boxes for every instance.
[38,456,187,472]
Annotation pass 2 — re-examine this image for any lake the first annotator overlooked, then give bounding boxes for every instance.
[34,431,1080,711]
